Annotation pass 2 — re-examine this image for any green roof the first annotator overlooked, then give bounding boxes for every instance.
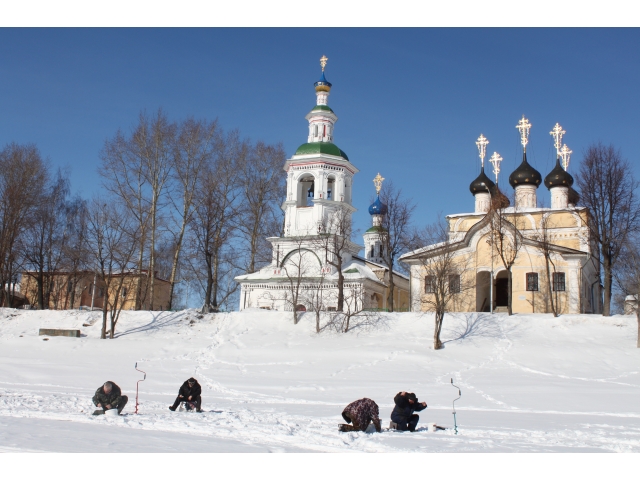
[365,226,387,233]
[294,142,349,161]
[311,105,334,113]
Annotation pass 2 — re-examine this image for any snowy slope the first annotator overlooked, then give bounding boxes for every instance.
[0,307,638,452]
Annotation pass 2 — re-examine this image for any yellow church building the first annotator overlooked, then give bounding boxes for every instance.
[401,118,602,315]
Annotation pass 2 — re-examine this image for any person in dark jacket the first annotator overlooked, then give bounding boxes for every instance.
[391,391,427,431]
[92,381,128,415]
[338,398,382,433]
[169,377,202,412]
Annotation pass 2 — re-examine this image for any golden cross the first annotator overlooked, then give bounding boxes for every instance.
[559,144,572,171]
[476,134,489,167]
[373,173,385,194]
[516,115,532,150]
[549,123,565,155]
[320,55,328,72]
[489,152,503,185]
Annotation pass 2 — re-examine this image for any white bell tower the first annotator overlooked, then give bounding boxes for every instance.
[268,56,361,273]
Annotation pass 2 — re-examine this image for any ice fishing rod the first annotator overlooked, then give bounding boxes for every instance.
[451,378,461,435]
[135,362,146,414]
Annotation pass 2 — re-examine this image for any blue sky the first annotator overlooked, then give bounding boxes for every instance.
[1,28,638,234]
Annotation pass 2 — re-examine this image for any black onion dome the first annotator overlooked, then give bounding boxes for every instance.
[469,166,496,195]
[544,157,574,189]
[509,151,542,188]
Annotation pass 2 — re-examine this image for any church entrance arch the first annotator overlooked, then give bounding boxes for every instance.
[476,271,492,312]
[495,271,509,307]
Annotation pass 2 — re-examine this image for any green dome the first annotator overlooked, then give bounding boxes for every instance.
[311,105,334,113]
[294,142,349,161]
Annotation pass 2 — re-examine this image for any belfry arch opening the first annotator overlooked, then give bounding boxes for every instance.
[297,174,315,207]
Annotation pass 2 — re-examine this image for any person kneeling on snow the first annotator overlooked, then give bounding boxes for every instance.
[169,377,202,412]
[92,381,128,415]
[391,391,427,431]
[339,398,382,433]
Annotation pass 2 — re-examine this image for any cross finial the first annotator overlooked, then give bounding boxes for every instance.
[559,144,572,171]
[549,123,566,156]
[516,115,532,150]
[489,152,503,185]
[373,173,385,195]
[320,55,328,72]
[476,134,489,168]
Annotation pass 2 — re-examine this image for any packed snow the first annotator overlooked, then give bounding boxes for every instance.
[0,307,639,453]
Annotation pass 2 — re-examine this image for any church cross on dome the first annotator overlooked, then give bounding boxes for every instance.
[476,134,489,167]
[549,123,566,156]
[559,144,572,171]
[516,115,532,150]
[489,152,503,185]
[320,55,328,71]
[373,173,385,194]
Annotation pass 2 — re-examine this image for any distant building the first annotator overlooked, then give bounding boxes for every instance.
[235,58,409,312]
[19,270,171,311]
[401,120,603,315]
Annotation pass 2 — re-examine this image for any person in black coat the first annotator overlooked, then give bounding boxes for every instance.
[391,391,427,431]
[169,377,202,412]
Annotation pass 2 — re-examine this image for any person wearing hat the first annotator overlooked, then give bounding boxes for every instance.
[390,391,427,431]
[169,377,202,412]
[92,381,128,415]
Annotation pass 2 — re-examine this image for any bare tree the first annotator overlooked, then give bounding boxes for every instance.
[407,219,474,349]
[86,199,140,339]
[190,131,243,312]
[313,206,358,311]
[489,190,525,315]
[237,141,286,274]
[530,213,560,317]
[0,143,48,307]
[576,143,640,316]
[302,265,331,333]
[379,182,416,312]
[326,283,380,333]
[21,170,71,309]
[277,236,320,325]
[166,117,219,309]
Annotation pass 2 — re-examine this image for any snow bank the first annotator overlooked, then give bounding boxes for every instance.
[0,307,639,452]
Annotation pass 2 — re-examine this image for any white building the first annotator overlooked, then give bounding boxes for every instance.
[235,59,409,312]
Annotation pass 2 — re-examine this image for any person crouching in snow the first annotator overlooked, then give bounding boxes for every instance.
[339,398,382,432]
[92,381,128,415]
[391,391,427,431]
[169,377,202,412]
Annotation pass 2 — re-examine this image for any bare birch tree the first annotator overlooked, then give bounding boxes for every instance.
[166,117,219,309]
[313,206,357,311]
[86,199,140,339]
[379,182,416,312]
[190,131,243,312]
[576,143,640,316]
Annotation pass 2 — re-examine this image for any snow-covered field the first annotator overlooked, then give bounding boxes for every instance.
[0,307,639,453]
